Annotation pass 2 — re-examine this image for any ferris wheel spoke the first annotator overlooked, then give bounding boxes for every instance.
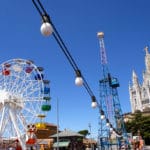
[13,76,28,94]
[9,107,26,150]
[9,67,32,94]
[0,107,12,137]
[0,119,9,137]
[5,73,13,90]
[22,103,39,117]
[18,81,42,96]
[23,97,43,101]
[10,100,24,109]
[0,107,7,136]
[2,116,13,137]
[15,115,27,137]
[25,88,43,96]
[18,113,27,130]
[10,77,25,95]
[17,80,35,95]
[9,75,22,93]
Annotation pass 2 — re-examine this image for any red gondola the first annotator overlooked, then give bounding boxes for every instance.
[25,67,33,73]
[2,69,10,76]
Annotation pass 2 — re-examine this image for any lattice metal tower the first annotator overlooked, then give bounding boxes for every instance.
[97,32,129,150]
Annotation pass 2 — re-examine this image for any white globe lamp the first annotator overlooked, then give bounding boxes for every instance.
[101,115,105,120]
[40,22,53,36]
[106,122,110,127]
[91,101,97,108]
[75,77,83,86]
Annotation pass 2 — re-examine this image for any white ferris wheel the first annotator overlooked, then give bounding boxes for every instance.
[0,58,51,149]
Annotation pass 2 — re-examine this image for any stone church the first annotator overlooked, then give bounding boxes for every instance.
[129,46,150,113]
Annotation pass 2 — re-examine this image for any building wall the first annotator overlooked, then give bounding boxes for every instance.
[36,123,57,139]
[129,47,150,113]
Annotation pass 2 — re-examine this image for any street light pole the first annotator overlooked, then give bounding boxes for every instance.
[56,98,59,150]
[89,123,94,150]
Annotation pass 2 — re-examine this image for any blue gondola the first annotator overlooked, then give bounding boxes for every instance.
[35,73,44,80]
[41,87,50,94]
[44,87,50,94]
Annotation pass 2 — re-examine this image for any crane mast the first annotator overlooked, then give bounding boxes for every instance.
[97,32,129,149]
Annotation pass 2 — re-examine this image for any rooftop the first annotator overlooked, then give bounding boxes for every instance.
[50,129,84,138]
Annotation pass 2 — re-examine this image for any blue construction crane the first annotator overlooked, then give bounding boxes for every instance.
[97,32,129,150]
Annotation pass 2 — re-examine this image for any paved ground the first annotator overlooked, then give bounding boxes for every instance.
[144,145,150,150]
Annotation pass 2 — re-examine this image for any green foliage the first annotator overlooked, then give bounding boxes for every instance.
[125,112,150,145]
[78,130,89,137]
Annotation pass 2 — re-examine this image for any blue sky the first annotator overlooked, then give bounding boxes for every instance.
[0,0,150,138]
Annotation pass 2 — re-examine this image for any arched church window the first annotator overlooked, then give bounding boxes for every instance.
[132,91,136,97]
[134,98,137,103]
[142,88,147,98]
[147,81,150,92]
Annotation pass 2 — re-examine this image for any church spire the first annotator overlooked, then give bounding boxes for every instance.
[132,70,139,85]
[144,46,150,73]
[132,70,137,78]
[144,46,149,55]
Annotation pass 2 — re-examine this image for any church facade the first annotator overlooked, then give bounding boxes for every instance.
[129,47,150,113]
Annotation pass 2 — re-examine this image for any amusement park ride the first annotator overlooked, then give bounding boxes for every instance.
[31,0,130,149]
[0,0,130,149]
[97,32,129,149]
[0,58,51,149]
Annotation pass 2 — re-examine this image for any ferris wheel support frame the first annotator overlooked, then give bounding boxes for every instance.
[9,106,26,150]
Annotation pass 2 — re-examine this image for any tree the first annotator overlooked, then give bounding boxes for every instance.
[78,130,89,138]
[125,111,150,145]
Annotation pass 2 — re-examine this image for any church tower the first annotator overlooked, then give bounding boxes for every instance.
[129,46,150,113]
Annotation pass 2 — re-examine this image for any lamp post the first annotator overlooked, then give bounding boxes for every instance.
[88,123,94,150]
[56,98,59,150]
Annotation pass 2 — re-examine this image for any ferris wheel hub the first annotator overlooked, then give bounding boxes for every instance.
[0,90,8,104]
[0,90,24,109]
